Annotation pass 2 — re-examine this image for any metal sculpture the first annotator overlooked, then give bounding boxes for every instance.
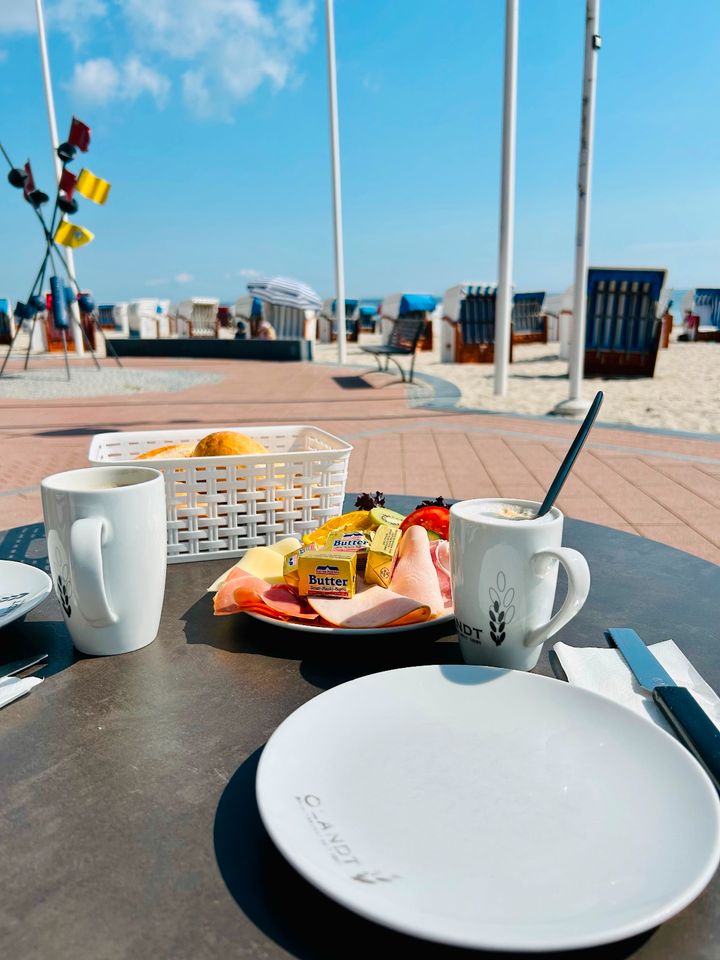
[0,116,121,380]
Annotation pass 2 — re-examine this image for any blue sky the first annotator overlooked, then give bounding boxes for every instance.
[0,0,718,304]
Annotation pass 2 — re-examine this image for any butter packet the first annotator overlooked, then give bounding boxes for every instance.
[324,531,371,570]
[365,524,402,589]
[298,551,357,599]
[284,543,320,590]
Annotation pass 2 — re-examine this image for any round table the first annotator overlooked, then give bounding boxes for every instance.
[1,495,719,960]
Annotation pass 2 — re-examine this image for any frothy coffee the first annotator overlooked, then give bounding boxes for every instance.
[491,503,536,521]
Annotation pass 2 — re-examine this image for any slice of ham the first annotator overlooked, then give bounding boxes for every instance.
[308,586,431,629]
[429,539,452,608]
[214,568,317,619]
[390,526,445,615]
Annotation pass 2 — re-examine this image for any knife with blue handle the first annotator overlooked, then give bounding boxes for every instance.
[606,628,720,791]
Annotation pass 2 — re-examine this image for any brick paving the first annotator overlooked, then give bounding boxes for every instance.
[2,354,720,564]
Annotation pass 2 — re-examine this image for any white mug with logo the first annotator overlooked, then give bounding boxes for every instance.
[450,498,590,671]
[41,466,167,656]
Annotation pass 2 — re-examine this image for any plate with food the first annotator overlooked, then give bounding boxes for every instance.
[209,494,454,635]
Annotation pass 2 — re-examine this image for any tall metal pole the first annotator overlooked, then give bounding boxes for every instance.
[555,0,601,416]
[34,0,84,355]
[493,0,518,397]
[324,0,347,365]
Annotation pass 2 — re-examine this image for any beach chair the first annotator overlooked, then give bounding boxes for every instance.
[263,303,317,340]
[680,289,720,341]
[176,298,219,337]
[0,299,13,345]
[318,298,360,343]
[512,292,547,344]
[441,284,513,364]
[380,293,436,351]
[583,268,666,377]
[357,304,379,332]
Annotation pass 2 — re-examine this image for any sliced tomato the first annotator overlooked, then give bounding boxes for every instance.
[399,505,450,540]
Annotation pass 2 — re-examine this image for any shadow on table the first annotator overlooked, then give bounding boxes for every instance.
[0,523,49,571]
[214,749,655,960]
[181,594,464,690]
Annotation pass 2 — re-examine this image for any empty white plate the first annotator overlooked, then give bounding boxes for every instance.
[0,560,53,630]
[256,664,720,952]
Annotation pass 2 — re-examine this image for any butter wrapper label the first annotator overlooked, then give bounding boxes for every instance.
[365,524,401,589]
[284,544,319,589]
[298,551,357,599]
[324,531,371,569]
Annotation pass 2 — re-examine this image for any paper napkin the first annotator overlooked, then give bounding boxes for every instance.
[553,639,720,737]
[0,675,43,710]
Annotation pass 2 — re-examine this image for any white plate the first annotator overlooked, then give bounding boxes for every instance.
[245,610,454,636]
[256,664,720,952]
[0,560,53,630]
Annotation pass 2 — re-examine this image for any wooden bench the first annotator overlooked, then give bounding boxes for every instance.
[360,317,425,383]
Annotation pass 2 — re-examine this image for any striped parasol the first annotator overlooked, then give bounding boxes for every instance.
[247,276,322,310]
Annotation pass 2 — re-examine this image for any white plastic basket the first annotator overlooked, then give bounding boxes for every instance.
[88,425,352,563]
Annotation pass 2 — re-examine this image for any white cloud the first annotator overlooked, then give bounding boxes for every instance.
[66,56,169,106]
[123,56,170,104]
[175,272,193,284]
[144,277,169,287]
[48,0,106,43]
[123,0,316,118]
[239,267,260,277]
[1,0,317,118]
[0,2,38,33]
[67,58,120,104]
[0,0,106,40]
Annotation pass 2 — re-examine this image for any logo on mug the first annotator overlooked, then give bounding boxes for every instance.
[489,572,515,646]
[455,618,483,644]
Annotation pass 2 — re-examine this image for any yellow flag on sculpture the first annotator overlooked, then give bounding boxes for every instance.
[76,168,111,205]
[54,220,95,248]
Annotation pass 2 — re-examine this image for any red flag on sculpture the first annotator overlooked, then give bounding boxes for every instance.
[59,168,77,198]
[22,161,35,199]
[68,117,91,152]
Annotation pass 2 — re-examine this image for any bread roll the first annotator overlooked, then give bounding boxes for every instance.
[192,431,268,458]
[136,443,195,460]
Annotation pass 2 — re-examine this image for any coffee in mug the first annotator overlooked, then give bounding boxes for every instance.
[41,466,167,656]
[450,498,590,671]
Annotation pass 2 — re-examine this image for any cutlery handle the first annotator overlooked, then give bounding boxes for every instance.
[653,686,720,791]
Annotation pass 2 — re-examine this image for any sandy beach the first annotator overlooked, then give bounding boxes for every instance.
[316,332,720,435]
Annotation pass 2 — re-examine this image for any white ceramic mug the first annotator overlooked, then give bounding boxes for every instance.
[41,466,167,656]
[450,498,590,670]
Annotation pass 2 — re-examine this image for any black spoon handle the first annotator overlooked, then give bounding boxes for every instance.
[537,390,604,517]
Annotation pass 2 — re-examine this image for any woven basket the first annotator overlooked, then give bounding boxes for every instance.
[88,425,352,563]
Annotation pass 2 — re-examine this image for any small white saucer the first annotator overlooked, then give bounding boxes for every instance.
[0,561,53,630]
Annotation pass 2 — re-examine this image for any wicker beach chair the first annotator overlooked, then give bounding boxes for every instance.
[318,298,360,343]
[441,284,513,364]
[512,292,547,344]
[584,268,667,377]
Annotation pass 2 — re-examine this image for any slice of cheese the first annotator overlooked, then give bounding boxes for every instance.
[268,537,302,557]
[208,543,290,591]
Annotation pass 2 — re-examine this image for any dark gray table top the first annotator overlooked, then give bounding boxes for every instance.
[1,495,719,960]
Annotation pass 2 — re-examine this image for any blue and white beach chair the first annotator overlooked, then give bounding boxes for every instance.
[584,267,667,377]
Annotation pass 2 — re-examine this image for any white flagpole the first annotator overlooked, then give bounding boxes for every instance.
[493,0,518,397]
[554,0,601,416]
[324,0,347,365]
[34,0,84,355]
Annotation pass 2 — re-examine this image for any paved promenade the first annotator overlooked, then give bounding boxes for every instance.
[2,355,720,564]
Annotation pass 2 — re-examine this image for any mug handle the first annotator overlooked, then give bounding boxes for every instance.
[524,547,590,648]
[69,517,118,626]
